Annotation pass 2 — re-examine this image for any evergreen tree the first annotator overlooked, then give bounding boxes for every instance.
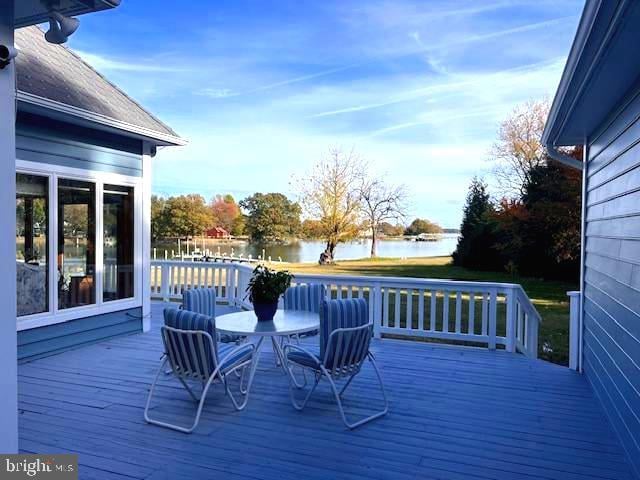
[452,178,501,269]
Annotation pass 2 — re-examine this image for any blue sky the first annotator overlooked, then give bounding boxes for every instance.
[70,0,583,228]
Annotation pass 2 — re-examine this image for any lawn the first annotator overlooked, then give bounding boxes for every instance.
[285,256,577,366]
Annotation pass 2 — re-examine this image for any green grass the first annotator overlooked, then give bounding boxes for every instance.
[285,256,577,365]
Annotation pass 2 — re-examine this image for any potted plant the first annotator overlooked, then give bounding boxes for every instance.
[245,265,292,321]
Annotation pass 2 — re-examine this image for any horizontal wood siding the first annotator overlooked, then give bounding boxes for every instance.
[18,308,142,361]
[585,86,640,477]
[16,112,143,177]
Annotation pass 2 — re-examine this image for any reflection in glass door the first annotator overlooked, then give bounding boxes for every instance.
[16,174,49,316]
[103,185,134,301]
[58,179,96,309]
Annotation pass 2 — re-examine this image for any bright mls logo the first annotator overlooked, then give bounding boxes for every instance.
[0,455,77,480]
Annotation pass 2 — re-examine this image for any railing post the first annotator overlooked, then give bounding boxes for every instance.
[526,317,539,359]
[505,287,516,353]
[228,264,236,306]
[488,288,497,350]
[373,283,382,339]
[161,263,170,302]
[568,291,581,371]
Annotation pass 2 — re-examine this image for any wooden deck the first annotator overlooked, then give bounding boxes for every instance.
[17,302,635,480]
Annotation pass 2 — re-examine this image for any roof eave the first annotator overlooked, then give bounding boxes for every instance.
[543,0,640,151]
[541,0,602,150]
[17,91,188,147]
[14,0,121,28]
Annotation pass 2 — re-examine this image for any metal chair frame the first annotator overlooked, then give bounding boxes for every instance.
[145,326,258,433]
[283,323,388,429]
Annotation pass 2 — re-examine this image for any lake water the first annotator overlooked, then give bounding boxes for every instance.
[153,235,459,263]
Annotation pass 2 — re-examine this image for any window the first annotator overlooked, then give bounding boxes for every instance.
[58,179,96,309]
[103,185,134,301]
[16,174,49,316]
[16,165,140,323]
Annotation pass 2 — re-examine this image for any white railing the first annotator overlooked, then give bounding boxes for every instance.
[150,260,542,358]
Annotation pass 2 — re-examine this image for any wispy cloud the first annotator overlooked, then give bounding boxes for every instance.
[73,50,190,73]
[74,0,582,227]
[195,63,361,99]
[309,57,565,119]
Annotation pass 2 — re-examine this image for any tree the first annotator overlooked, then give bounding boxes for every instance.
[452,178,501,270]
[151,194,213,239]
[404,218,443,236]
[240,193,301,242]
[490,99,550,198]
[495,158,581,280]
[301,219,324,239]
[296,148,364,264]
[231,214,245,236]
[210,194,242,235]
[359,177,406,257]
[151,195,169,241]
[378,222,405,237]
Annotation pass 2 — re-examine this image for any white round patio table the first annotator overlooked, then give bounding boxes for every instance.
[216,309,319,402]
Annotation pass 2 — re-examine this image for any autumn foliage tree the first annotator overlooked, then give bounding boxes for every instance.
[490,99,550,199]
[210,194,244,236]
[296,148,364,263]
[453,98,582,281]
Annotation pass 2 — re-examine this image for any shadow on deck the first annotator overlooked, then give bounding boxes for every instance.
[17,302,635,479]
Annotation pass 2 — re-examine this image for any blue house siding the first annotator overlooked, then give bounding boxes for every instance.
[18,308,142,361]
[584,86,640,476]
[16,112,143,177]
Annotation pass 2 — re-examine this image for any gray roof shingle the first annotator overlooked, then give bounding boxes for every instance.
[15,26,181,142]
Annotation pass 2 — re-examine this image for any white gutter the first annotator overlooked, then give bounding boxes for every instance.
[546,144,583,170]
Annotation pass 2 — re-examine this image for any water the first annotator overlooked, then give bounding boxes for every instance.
[152,235,459,263]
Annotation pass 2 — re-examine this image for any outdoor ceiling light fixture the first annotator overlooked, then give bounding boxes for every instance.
[44,11,80,44]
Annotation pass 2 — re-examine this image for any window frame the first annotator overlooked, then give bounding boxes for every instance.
[16,160,143,331]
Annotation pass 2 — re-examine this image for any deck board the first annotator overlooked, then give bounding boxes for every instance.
[18,301,635,480]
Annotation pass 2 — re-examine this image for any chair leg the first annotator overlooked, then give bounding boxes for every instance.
[225,338,263,411]
[323,355,389,430]
[145,358,217,434]
[288,371,321,411]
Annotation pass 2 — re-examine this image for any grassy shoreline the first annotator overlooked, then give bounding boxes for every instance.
[283,256,577,365]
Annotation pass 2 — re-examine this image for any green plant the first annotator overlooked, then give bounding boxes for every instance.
[246,265,292,304]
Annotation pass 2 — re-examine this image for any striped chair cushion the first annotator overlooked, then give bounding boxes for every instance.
[284,284,326,313]
[163,308,252,374]
[183,288,216,318]
[319,298,369,359]
[287,348,322,370]
[163,308,218,373]
[183,287,242,343]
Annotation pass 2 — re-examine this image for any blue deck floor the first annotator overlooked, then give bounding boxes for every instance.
[17,302,635,480]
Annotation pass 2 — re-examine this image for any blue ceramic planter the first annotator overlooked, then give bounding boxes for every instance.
[253,301,278,322]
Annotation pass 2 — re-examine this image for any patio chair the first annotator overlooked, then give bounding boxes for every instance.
[283,298,388,429]
[144,308,257,433]
[284,283,326,314]
[275,284,326,369]
[182,287,243,344]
